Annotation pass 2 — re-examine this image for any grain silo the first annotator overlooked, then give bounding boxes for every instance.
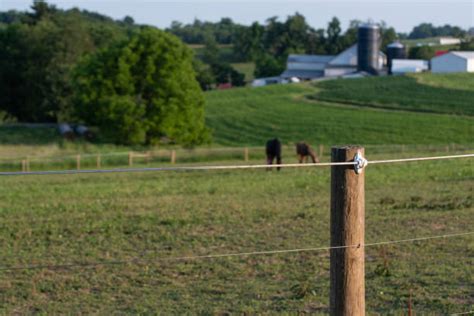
[387,42,406,74]
[357,24,380,74]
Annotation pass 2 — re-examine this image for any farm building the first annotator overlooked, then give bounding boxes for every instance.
[437,37,462,45]
[431,51,474,73]
[280,55,335,80]
[391,59,429,74]
[280,45,386,81]
[324,44,385,77]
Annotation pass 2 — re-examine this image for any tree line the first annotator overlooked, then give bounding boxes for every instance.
[169,15,471,81]
[0,1,209,145]
[1,2,471,145]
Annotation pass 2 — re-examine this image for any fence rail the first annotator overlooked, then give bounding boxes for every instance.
[0,144,472,173]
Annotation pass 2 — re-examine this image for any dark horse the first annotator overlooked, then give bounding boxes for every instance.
[266,138,282,170]
[296,142,319,163]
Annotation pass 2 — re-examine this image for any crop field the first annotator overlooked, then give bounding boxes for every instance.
[0,149,472,313]
[311,73,474,116]
[205,83,473,146]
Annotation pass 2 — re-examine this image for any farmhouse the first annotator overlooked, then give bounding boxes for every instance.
[431,51,474,73]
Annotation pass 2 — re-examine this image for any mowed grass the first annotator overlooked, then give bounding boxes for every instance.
[205,83,474,146]
[0,151,472,313]
[311,73,474,116]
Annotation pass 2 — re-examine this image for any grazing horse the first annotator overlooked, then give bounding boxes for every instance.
[265,138,282,171]
[296,142,319,163]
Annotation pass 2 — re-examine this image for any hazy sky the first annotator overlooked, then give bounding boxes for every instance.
[2,0,473,33]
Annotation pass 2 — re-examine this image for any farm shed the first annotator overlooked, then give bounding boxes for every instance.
[281,55,335,80]
[431,51,474,73]
[391,59,429,74]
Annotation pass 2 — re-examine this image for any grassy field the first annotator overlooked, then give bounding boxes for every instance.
[0,150,472,313]
[0,73,473,313]
[311,73,474,116]
[206,82,473,146]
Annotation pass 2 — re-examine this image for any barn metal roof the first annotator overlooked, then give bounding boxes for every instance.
[432,51,474,60]
[287,54,335,63]
[451,51,474,59]
[280,69,325,79]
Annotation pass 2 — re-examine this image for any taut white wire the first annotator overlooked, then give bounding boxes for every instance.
[0,153,472,177]
[369,154,474,165]
[0,161,356,176]
[1,231,472,271]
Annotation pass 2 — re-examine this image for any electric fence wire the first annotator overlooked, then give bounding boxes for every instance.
[1,231,472,272]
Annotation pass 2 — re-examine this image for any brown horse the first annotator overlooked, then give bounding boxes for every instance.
[266,138,282,171]
[296,142,319,163]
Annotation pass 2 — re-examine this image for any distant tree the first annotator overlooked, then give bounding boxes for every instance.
[0,3,132,122]
[122,15,134,25]
[27,0,57,24]
[233,22,264,61]
[409,23,466,39]
[254,54,285,78]
[193,59,215,91]
[325,17,343,54]
[460,39,474,50]
[202,33,220,64]
[305,28,327,54]
[409,45,436,60]
[381,27,398,51]
[210,63,245,86]
[0,10,25,24]
[73,27,210,145]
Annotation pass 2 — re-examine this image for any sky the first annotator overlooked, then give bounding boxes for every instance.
[2,0,473,33]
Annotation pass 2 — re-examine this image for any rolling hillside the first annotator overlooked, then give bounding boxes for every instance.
[311,73,474,115]
[205,74,474,146]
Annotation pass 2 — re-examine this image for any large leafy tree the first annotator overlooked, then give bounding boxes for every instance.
[0,1,130,122]
[73,27,210,145]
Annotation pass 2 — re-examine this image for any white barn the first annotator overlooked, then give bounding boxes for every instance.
[281,55,335,80]
[431,52,474,73]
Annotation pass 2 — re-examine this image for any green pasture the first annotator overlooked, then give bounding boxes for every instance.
[0,150,472,313]
[205,83,473,146]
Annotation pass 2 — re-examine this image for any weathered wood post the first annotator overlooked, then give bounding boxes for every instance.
[76,155,81,170]
[146,151,151,164]
[171,150,176,164]
[330,146,365,315]
[21,159,26,172]
[128,152,133,167]
[96,154,101,169]
[244,147,249,162]
[25,157,30,172]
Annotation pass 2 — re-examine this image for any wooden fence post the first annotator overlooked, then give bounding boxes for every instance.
[171,150,176,164]
[146,151,151,164]
[96,155,101,169]
[25,157,30,172]
[21,159,26,172]
[128,152,133,167]
[244,147,249,162]
[76,155,81,170]
[330,146,365,316]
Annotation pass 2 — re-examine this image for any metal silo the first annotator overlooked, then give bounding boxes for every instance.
[387,42,406,75]
[357,24,380,75]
